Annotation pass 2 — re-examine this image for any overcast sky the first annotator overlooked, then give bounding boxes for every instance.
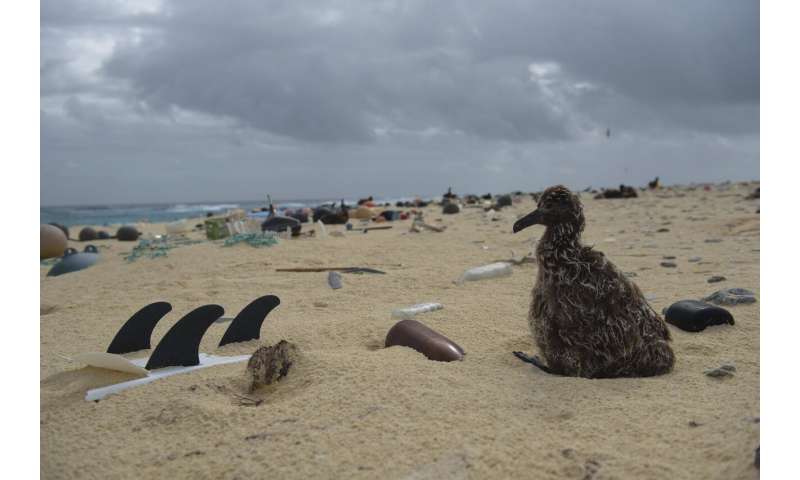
[41,0,759,205]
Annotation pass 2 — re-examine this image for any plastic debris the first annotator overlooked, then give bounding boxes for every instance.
[391,303,444,320]
[457,262,513,284]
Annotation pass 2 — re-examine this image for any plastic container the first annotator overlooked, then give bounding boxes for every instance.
[391,303,443,320]
[457,262,513,284]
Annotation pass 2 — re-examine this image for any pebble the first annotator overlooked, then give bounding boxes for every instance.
[703,288,757,306]
[707,275,726,283]
[705,239,723,243]
[688,257,702,263]
[704,363,736,378]
[660,262,677,268]
[662,255,676,260]
[327,271,343,289]
[656,228,670,233]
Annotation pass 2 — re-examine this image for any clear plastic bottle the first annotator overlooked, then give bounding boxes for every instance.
[456,262,513,284]
[391,302,443,319]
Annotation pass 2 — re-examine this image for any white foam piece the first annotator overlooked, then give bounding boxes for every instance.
[81,353,251,401]
[391,303,444,320]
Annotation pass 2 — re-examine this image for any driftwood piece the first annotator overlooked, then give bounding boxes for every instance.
[245,340,298,393]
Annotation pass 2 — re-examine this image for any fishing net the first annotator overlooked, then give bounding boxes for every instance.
[223,233,279,248]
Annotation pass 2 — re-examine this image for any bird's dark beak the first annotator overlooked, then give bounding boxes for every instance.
[513,209,543,233]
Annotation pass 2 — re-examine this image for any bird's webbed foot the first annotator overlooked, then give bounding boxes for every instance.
[512,351,554,374]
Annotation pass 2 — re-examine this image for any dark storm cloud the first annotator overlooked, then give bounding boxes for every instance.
[40,0,759,205]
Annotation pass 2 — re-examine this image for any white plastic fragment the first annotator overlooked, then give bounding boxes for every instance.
[456,262,513,284]
[80,353,251,401]
[391,302,444,320]
[317,220,328,238]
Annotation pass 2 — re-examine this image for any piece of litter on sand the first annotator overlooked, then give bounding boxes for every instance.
[275,266,387,274]
[80,353,251,401]
[385,319,464,362]
[456,262,513,284]
[664,300,734,332]
[702,288,756,306]
[391,303,444,320]
[704,363,736,378]
[328,271,343,289]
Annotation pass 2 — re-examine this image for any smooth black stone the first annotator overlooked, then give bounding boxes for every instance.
[665,300,735,332]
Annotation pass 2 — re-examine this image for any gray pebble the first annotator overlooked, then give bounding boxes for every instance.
[707,276,727,283]
[704,363,736,378]
[688,257,702,263]
[660,262,677,268]
[662,255,676,260]
[705,239,723,243]
[327,271,343,289]
[703,288,756,305]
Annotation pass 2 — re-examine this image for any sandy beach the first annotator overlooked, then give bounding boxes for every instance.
[40,183,760,479]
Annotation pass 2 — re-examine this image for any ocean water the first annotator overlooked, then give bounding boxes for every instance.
[41,196,426,227]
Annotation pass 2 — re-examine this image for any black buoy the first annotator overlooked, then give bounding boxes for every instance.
[79,227,98,241]
[116,225,140,241]
[97,231,111,239]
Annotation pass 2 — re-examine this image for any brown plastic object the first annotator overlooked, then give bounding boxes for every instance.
[385,319,464,362]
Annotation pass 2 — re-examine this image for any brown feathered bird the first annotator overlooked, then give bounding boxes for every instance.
[512,185,675,378]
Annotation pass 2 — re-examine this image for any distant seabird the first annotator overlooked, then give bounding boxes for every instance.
[512,185,675,378]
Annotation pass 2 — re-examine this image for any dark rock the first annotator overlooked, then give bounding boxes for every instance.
[662,256,676,260]
[657,228,670,233]
[688,421,702,428]
[707,276,726,283]
[688,257,702,263]
[703,288,757,306]
[664,300,734,332]
[660,262,677,268]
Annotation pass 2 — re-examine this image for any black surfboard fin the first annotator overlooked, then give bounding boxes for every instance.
[219,295,281,346]
[145,304,224,370]
[107,302,173,354]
